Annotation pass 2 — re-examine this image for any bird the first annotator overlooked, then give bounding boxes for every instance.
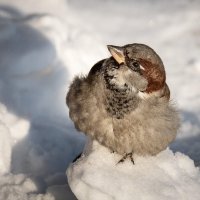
[66,43,180,163]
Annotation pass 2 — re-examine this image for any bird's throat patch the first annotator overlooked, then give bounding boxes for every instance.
[106,92,139,119]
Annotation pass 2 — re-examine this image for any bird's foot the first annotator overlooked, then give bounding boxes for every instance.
[118,153,134,164]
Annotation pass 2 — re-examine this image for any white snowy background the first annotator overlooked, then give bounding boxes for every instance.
[0,0,200,199]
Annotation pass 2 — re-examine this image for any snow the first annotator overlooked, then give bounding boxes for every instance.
[0,2,84,199]
[0,0,199,199]
[67,140,200,200]
[0,112,12,174]
[0,174,54,200]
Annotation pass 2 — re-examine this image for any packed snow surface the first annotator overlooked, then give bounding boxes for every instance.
[0,0,200,199]
[68,140,200,200]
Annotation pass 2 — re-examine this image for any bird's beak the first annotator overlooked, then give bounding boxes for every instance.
[107,45,125,64]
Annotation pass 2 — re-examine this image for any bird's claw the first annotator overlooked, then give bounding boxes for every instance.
[117,153,134,164]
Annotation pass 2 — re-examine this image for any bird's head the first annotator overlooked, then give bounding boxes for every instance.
[106,43,167,98]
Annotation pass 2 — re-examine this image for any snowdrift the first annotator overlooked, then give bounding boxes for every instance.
[67,140,200,200]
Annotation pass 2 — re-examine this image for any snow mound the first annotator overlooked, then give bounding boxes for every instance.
[0,7,85,199]
[0,103,30,175]
[0,174,54,200]
[0,104,30,142]
[0,119,12,175]
[67,140,200,200]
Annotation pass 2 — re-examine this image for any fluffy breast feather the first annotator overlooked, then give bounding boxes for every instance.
[67,75,115,142]
[67,76,180,156]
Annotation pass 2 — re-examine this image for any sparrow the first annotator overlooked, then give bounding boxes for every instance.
[66,43,180,162]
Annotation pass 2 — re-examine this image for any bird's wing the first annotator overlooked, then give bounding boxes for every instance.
[87,59,106,78]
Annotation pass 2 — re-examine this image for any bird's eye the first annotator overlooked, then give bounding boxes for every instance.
[133,62,140,68]
[129,60,140,71]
